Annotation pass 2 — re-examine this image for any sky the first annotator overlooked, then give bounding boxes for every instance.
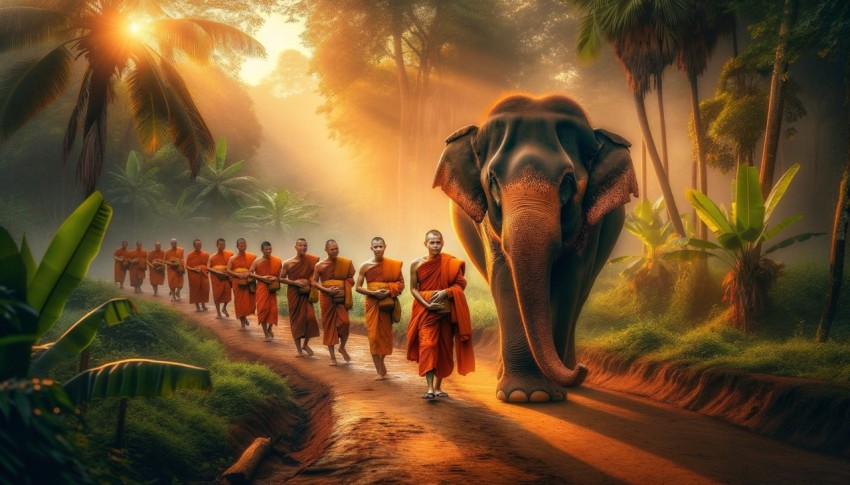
[239,13,309,85]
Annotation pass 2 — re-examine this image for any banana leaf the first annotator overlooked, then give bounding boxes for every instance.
[27,192,112,338]
[764,163,800,225]
[29,298,139,376]
[686,189,737,246]
[0,227,26,297]
[762,214,803,241]
[608,255,636,264]
[19,234,36,286]
[660,249,715,262]
[63,359,212,405]
[733,164,764,242]
[764,232,825,255]
[684,237,723,250]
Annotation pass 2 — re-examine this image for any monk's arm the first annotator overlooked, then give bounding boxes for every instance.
[354,264,370,296]
[410,260,436,309]
[279,263,306,287]
[310,264,335,293]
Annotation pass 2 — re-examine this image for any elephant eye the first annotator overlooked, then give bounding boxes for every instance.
[560,173,576,206]
[489,174,501,206]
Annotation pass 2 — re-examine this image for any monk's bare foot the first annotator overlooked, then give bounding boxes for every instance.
[329,361,337,366]
[222,308,229,318]
[339,348,350,362]
[380,362,387,376]
[374,375,385,381]
[295,352,305,358]
[303,345,314,357]
[216,314,223,319]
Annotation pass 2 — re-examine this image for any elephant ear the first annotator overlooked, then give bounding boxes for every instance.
[433,125,487,223]
[585,129,639,226]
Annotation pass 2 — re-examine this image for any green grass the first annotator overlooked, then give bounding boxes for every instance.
[42,279,296,483]
[579,261,850,383]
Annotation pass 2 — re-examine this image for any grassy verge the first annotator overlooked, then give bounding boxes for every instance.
[43,280,295,483]
[580,261,850,383]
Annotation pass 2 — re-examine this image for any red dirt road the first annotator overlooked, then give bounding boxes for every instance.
[157,297,849,484]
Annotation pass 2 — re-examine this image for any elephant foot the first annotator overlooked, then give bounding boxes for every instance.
[495,373,567,403]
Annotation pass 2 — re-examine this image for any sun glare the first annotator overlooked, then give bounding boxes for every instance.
[129,22,141,34]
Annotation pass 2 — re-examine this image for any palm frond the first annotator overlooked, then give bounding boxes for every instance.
[127,46,170,152]
[0,6,71,54]
[62,67,91,165]
[76,75,110,194]
[148,18,212,62]
[0,46,73,141]
[158,58,213,178]
[180,18,266,58]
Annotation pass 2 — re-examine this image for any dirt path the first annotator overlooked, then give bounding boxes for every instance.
[154,296,850,484]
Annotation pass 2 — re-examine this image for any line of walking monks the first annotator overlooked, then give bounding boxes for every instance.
[112,231,474,398]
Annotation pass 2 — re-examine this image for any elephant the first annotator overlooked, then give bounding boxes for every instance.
[433,94,638,403]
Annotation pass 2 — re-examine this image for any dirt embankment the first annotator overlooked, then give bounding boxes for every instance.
[579,348,850,458]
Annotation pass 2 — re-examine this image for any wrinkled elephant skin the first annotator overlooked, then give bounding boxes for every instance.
[433,94,638,402]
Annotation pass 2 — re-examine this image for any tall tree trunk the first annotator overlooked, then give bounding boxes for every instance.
[689,72,709,239]
[816,61,850,343]
[656,78,669,176]
[390,9,411,242]
[758,0,800,199]
[641,139,647,201]
[634,92,686,236]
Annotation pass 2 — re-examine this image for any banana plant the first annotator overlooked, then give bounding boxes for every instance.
[686,163,823,331]
[609,197,702,283]
[0,192,212,477]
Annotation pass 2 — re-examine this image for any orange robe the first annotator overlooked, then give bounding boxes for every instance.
[147,249,166,286]
[364,259,404,356]
[128,249,147,288]
[316,257,355,346]
[230,252,257,318]
[286,255,320,340]
[255,256,282,325]
[209,250,233,304]
[406,254,474,378]
[165,247,185,290]
[186,250,210,304]
[113,247,130,284]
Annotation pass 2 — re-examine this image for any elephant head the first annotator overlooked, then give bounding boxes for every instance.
[433,94,637,394]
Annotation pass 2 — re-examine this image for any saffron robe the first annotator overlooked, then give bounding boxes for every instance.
[286,254,320,340]
[147,249,166,286]
[255,256,282,325]
[363,259,404,356]
[209,250,233,304]
[128,249,147,288]
[230,252,257,318]
[186,250,210,304]
[316,257,355,346]
[165,247,185,290]
[406,254,474,378]
[113,247,130,284]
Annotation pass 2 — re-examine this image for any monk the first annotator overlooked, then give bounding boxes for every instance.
[164,239,185,301]
[356,237,404,380]
[185,239,210,312]
[226,238,257,329]
[128,240,147,294]
[208,238,233,319]
[146,241,166,296]
[280,238,320,357]
[248,241,282,341]
[406,229,474,399]
[311,240,355,366]
[113,241,130,289]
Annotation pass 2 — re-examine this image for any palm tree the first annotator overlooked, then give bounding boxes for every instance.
[186,137,256,220]
[105,150,164,227]
[0,0,265,195]
[676,0,735,239]
[571,0,689,236]
[233,188,320,235]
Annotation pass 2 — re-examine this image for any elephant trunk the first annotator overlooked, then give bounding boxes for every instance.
[502,192,588,388]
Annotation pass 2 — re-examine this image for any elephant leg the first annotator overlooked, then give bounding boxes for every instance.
[488,247,567,403]
[450,202,488,281]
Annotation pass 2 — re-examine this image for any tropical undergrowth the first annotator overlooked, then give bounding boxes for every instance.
[44,279,294,483]
[578,260,850,383]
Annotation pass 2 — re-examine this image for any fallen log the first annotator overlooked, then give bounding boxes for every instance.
[221,437,272,484]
